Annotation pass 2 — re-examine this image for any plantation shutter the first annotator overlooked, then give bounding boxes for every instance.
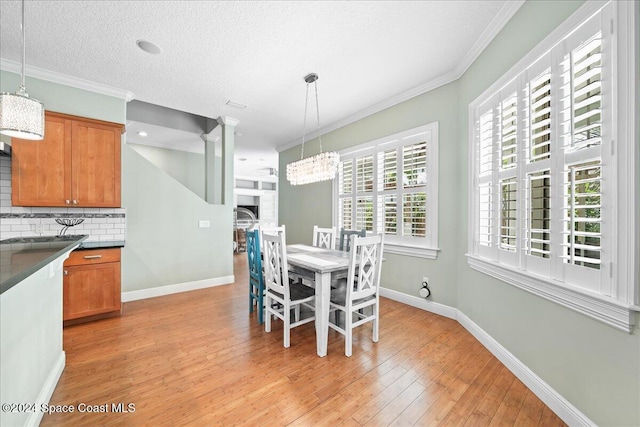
[558,14,609,293]
[497,86,519,266]
[524,60,553,277]
[476,105,497,257]
[334,122,437,254]
[338,159,354,230]
[377,149,398,235]
[401,141,427,237]
[467,2,636,330]
[529,70,552,162]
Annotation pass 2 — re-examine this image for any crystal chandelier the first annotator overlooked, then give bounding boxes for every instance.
[286,73,339,186]
[0,0,44,140]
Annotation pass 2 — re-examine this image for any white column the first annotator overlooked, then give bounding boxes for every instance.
[203,133,220,204]
[218,116,238,205]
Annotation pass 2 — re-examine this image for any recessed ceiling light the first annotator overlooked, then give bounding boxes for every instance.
[136,39,162,55]
[137,131,148,137]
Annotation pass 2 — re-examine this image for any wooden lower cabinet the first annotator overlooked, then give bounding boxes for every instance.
[63,248,121,324]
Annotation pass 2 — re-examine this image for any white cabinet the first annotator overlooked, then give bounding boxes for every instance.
[259,192,277,224]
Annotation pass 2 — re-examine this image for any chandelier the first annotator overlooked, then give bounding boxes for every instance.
[286,73,339,186]
[0,0,44,140]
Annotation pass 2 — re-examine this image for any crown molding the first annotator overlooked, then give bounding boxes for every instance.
[277,0,526,153]
[277,70,458,153]
[453,0,525,77]
[217,116,239,127]
[0,58,135,101]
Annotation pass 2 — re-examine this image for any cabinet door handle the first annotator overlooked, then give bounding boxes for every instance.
[73,200,78,205]
[65,200,70,205]
[64,270,68,275]
[83,255,102,259]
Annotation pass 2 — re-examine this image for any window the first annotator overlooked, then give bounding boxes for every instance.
[468,1,638,332]
[334,123,439,259]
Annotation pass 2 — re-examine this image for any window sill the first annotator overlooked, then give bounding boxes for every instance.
[466,254,638,332]
[386,243,439,260]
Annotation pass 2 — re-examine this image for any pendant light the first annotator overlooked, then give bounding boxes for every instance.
[286,73,339,186]
[0,0,45,140]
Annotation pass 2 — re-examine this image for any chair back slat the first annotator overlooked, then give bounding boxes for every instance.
[348,234,384,301]
[312,225,336,250]
[259,224,285,253]
[262,231,289,298]
[339,228,366,251]
[246,229,262,277]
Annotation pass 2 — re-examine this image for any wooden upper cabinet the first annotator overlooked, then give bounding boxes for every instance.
[11,111,123,207]
[11,114,72,206]
[71,119,121,207]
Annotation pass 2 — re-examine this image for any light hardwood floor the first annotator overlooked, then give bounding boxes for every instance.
[42,254,565,426]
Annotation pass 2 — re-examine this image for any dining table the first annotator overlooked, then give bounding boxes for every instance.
[286,243,354,357]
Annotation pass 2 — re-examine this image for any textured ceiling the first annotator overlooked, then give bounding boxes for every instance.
[0,0,518,175]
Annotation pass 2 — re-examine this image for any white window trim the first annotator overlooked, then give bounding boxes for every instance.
[467,0,639,332]
[333,122,440,259]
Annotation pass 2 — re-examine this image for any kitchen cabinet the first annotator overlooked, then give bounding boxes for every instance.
[63,248,121,324]
[11,111,123,207]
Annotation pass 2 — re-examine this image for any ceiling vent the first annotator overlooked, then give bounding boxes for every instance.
[225,100,248,110]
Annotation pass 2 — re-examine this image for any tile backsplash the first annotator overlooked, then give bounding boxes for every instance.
[0,157,126,242]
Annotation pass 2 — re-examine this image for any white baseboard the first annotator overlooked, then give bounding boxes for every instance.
[456,312,595,427]
[122,275,235,302]
[380,287,457,319]
[25,351,65,427]
[380,288,594,427]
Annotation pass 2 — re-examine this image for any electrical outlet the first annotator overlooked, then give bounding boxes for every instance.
[420,276,431,298]
[199,220,211,228]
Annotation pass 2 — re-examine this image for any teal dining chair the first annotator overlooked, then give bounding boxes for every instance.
[247,229,265,324]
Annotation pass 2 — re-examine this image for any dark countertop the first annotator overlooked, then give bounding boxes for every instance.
[0,235,99,295]
[76,240,125,250]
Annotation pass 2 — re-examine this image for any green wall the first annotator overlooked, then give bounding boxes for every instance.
[279,1,640,425]
[280,82,461,307]
[0,70,125,124]
[128,143,206,199]
[455,1,640,425]
[121,145,232,291]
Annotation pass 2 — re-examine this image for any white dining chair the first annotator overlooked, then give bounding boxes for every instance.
[312,225,336,250]
[289,225,336,287]
[263,231,316,348]
[258,224,285,254]
[328,233,384,357]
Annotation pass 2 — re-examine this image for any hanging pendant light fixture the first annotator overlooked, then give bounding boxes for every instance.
[286,73,339,186]
[0,0,44,140]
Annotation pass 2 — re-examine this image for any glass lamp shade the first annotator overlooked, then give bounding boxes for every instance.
[286,151,340,186]
[0,91,45,140]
